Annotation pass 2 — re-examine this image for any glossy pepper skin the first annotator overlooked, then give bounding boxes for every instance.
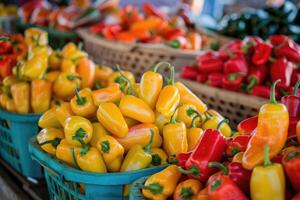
[37,128,64,155]
[94,65,113,87]
[223,53,249,76]
[180,66,198,80]
[154,111,172,134]
[116,123,162,152]
[38,107,62,128]
[97,135,124,172]
[180,121,227,182]
[92,83,122,106]
[208,73,223,87]
[249,85,271,99]
[281,80,300,118]
[11,82,30,114]
[195,187,209,200]
[282,147,300,192]
[250,146,285,200]
[89,122,108,147]
[120,129,154,172]
[274,39,300,64]
[173,179,202,200]
[76,57,95,88]
[150,148,168,166]
[252,42,272,66]
[226,135,251,157]
[246,65,268,92]
[108,70,135,87]
[31,79,52,113]
[221,73,243,92]
[242,80,289,170]
[176,152,192,167]
[197,51,223,74]
[21,54,48,81]
[271,58,294,87]
[53,73,81,101]
[174,82,207,114]
[201,114,232,138]
[139,62,164,108]
[56,139,80,166]
[237,116,258,135]
[55,102,74,127]
[142,165,182,200]
[187,114,204,151]
[97,102,128,138]
[70,88,97,118]
[177,104,201,128]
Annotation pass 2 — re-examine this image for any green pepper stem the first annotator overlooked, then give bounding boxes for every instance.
[72,128,90,155]
[178,166,200,176]
[151,154,162,166]
[180,187,194,199]
[287,151,300,161]
[216,119,229,131]
[115,64,135,96]
[204,111,213,120]
[263,145,272,167]
[74,87,86,105]
[151,62,171,73]
[142,182,164,195]
[270,79,280,104]
[208,162,229,176]
[167,65,175,85]
[211,180,221,191]
[101,140,110,153]
[144,129,154,153]
[71,148,80,169]
[66,74,80,81]
[246,77,258,92]
[293,80,300,96]
[39,138,62,148]
[170,103,183,124]
[191,112,203,128]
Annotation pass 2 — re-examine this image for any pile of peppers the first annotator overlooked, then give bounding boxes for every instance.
[0,28,112,114]
[139,79,300,200]
[181,35,300,99]
[89,3,217,51]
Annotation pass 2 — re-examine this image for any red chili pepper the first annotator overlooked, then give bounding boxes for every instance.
[243,36,263,55]
[223,53,249,75]
[207,163,249,200]
[89,23,106,34]
[282,147,300,192]
[246,65,268,92]
[269,35,289,46]
[252,42,272,66]
[207,162,252,194]
[176,151,192,167]
[179,120,227,182]
[249,85,271,99]
[0,56,14,78]
[208,73,223,87]
[226,135,251,157]
[237,116,258,135]
[270,58,295,87]
[163,28,185,41]
[275,40,300,64]
[0,37,12,55]
[281,81,300,118]
[221,73,244,92]
[197,51,223,74]
[219,40,244,60]
[143,3,166,20]
[196,73,208,84]
[180,66,198,80]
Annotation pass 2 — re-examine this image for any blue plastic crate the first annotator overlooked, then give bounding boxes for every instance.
[29,137,167,200]
[0,108,43,178]
[129,176,148,200]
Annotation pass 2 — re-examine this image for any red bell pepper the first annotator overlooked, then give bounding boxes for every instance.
[89,23,106,34]
[226,135,251,157]
[179,120,227,182]
[281,81,300,118]
[176,151,192,167]
[143,3,166,20]
[282,147,300,192]
[163,28,185,41]
[196,73,208,84]
[288,117,300,138]
[275,40,300,64]
[207,162,252,194]
[197,51,223,73]
[270,58,295,87]
[0,37,12,55]
[269,35,289,46]
[102,25,122,40]
[223,53,249,75]
[140,35,161,43]
[246,65,268,92]
[180,66,198,80]
[0,56,14,78]
[207,164,249,200]
[249,85,272,99]
[237,116,258,135]
[252,42,272,66]
[221,73,244,92]
[208,73,223,87]
[219,40,244,60]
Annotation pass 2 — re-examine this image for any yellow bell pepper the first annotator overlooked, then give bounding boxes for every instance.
[150,148,168,166]
[92,83,122,106]
[177,104,202,128]
[250,145,285,200]
[97,102,128,138]
[173,179,202,200]
[53,73,81,100]
[11,82,30,114]
[97,135,124,172]
[142,165,182,200]
[21,54,48,80]
[31,79,52,113]
[45,71,60,83]
[154,111,173,134]
[201,113,232,137]
[61,59,76,73]
[49,50,62,70]
[55,102,74,127]
[124,117,139,127]
[37,128,64,155]
[187,115,204,151]
[120,130,154,172]
[89,122,108,147]
[108,70,135,87]
[38,107,62,128]
[25,28,48,47]
[94,65,113,87]
[56,139,80,166]
[61,42,87,60]
[70,88,97,118]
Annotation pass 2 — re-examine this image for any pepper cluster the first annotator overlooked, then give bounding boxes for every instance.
[140,80,300,200]
[181,35,300,99]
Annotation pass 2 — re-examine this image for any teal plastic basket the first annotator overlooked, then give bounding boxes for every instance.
[0,108,43,178]
[29,137,167,200]
[129,176,148,200]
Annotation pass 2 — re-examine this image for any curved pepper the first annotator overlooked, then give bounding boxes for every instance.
[252,42,272,66]
[11,82,30,114]
[55,102,74,127]
[120,129,154,172]
[237,116,258,135]
[97,102,128,138]
[142,165,182,200]
[89,122,108,147]
[250,145,285,200]
[37,128,64,155]
[92,83,122,106]
[124,117,139,127]
[56,139,80,166]
[31,79,52,113]
[53,73,81,100]
[150,148,168,166]
[70,88,97,118]
[246,65,268,92]
[116,123,162,152]
[242,80,289,170]
[173,179,202,200]
[76,57,95,88]
[97,135,124,172]
[38,107,62,128]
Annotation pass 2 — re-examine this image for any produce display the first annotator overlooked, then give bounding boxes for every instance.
[134,80,300,200]
[180,35,300,99]
[89,3,218,51]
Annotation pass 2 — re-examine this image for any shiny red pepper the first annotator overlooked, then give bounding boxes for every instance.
[252,42,272,66]
[237,116,258,135]
[275,40,300,64]
[226,135,251,157]
[221,73,244,92]
[223,53,249,76]
[281,81,300,118]
[197,51,223,74]
[179,120,227,182]
[282,147,300,192]
[102,25,122,40]
[89,23,106,34]
[269,35,289,46]
[0,56,14,78]
[180,66,198,80]
[196,74,208,84]
[0,37,12,54]
[176,151,192,167]
[249,85,272,99]
[246,65,268,92]
[219,40,244,60]
[208,73,223,87]
[163,28,185,41]
[270,58,295,87]
[292,69,300,86]
[207,162,252,194]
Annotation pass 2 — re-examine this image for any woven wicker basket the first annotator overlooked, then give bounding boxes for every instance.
[78,28,203,79]
[177,77,267,127]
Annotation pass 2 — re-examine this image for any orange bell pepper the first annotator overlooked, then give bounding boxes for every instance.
[31,79,52,113]
[92,83,122,106]
[174,179,203,200]
[11,82,30,114]
[77,57,95,88]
